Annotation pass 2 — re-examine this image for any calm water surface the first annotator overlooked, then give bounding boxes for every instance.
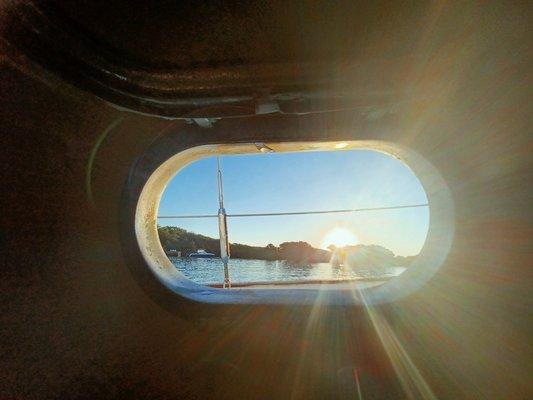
[169,257,406,284]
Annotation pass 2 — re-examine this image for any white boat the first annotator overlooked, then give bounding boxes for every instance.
[187,249,216,258]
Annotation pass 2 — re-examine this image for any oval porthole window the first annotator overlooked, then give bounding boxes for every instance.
[135,140,454,305]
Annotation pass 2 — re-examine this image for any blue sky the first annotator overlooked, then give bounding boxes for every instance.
[158,150,429,256]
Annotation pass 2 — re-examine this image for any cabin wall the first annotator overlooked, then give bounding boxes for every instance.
[1,2,531,399]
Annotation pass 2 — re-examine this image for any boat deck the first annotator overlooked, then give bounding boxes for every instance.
[207,278,388,290]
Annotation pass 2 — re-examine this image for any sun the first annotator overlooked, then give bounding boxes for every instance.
[321,227,358,249]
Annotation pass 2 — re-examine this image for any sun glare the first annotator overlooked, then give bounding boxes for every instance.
[321,227,358,249]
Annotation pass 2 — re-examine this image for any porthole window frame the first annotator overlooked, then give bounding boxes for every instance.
[121,124,454,307]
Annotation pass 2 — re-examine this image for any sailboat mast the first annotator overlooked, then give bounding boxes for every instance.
[217,157,224,208]
[217,157,231,288]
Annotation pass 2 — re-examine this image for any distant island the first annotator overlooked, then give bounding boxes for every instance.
[158,226,416,267]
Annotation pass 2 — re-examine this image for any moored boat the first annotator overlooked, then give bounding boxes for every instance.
[187,249,216,258]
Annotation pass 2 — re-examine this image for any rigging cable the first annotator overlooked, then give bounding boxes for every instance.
[157,203,429,219]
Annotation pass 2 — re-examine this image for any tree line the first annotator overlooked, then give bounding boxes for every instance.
[158,226,416,267]
[158,226,330,263]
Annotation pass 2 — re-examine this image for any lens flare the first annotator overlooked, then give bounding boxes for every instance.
[321,227,358,249]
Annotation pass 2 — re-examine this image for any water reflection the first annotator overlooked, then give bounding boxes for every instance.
[170,257,405,285]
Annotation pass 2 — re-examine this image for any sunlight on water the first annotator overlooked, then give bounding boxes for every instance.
[170,257,406,285]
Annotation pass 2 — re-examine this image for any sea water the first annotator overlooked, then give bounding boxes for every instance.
[169,257,406,285]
